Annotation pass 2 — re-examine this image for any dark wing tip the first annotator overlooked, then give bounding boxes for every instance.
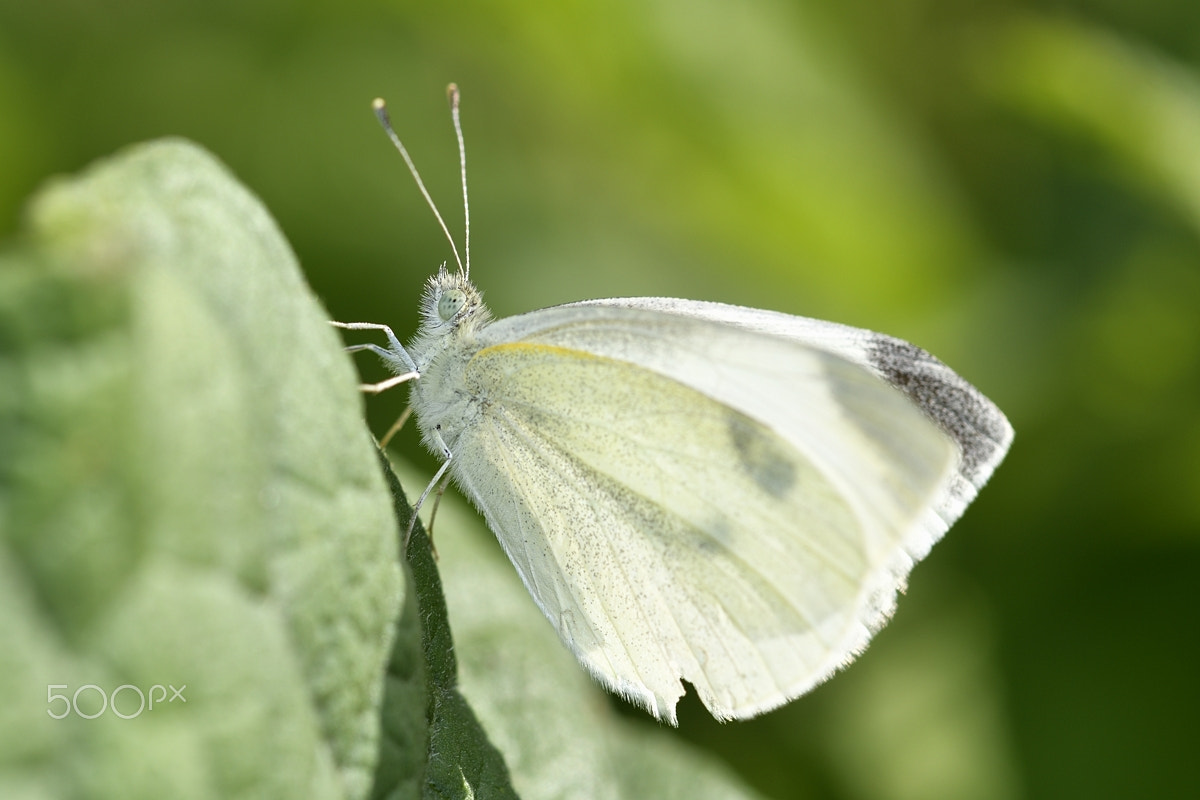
[866,336,1013,490]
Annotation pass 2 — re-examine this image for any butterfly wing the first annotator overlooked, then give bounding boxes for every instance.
[445,302,1010,723]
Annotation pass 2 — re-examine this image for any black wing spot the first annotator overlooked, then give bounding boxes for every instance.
[727,413,797,499]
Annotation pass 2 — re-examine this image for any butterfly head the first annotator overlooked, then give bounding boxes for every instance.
[418,264,492,339]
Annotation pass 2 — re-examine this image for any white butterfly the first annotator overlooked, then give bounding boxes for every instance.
[335,86,1013,724]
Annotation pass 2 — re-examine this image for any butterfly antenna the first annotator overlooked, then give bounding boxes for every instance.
[372,97,465,276]
[447,83,470,280]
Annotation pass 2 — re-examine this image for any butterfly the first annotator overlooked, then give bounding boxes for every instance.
[334,85,1013,724]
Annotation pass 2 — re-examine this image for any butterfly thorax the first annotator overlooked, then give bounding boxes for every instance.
[407,266,493,454]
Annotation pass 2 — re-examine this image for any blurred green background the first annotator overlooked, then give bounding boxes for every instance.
[2,1,1197,798]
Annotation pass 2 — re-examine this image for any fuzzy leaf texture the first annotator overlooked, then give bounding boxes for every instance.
[0,139,403,800]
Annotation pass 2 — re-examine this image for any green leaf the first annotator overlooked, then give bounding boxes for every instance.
[370,455,516,800]
[0,140,403,800]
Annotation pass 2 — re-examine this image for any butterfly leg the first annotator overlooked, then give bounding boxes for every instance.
[329,320,420,393]
[357,373,419,394]
[329,319,408,359]
[378,406,414,449]
[403,425,453,551]
[424,471,454,560]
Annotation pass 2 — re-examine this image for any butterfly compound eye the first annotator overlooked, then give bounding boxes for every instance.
[438,288,467,322]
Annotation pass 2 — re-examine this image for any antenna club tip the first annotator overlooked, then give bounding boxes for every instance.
[372,98,393,130]
[447,83,460,106]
